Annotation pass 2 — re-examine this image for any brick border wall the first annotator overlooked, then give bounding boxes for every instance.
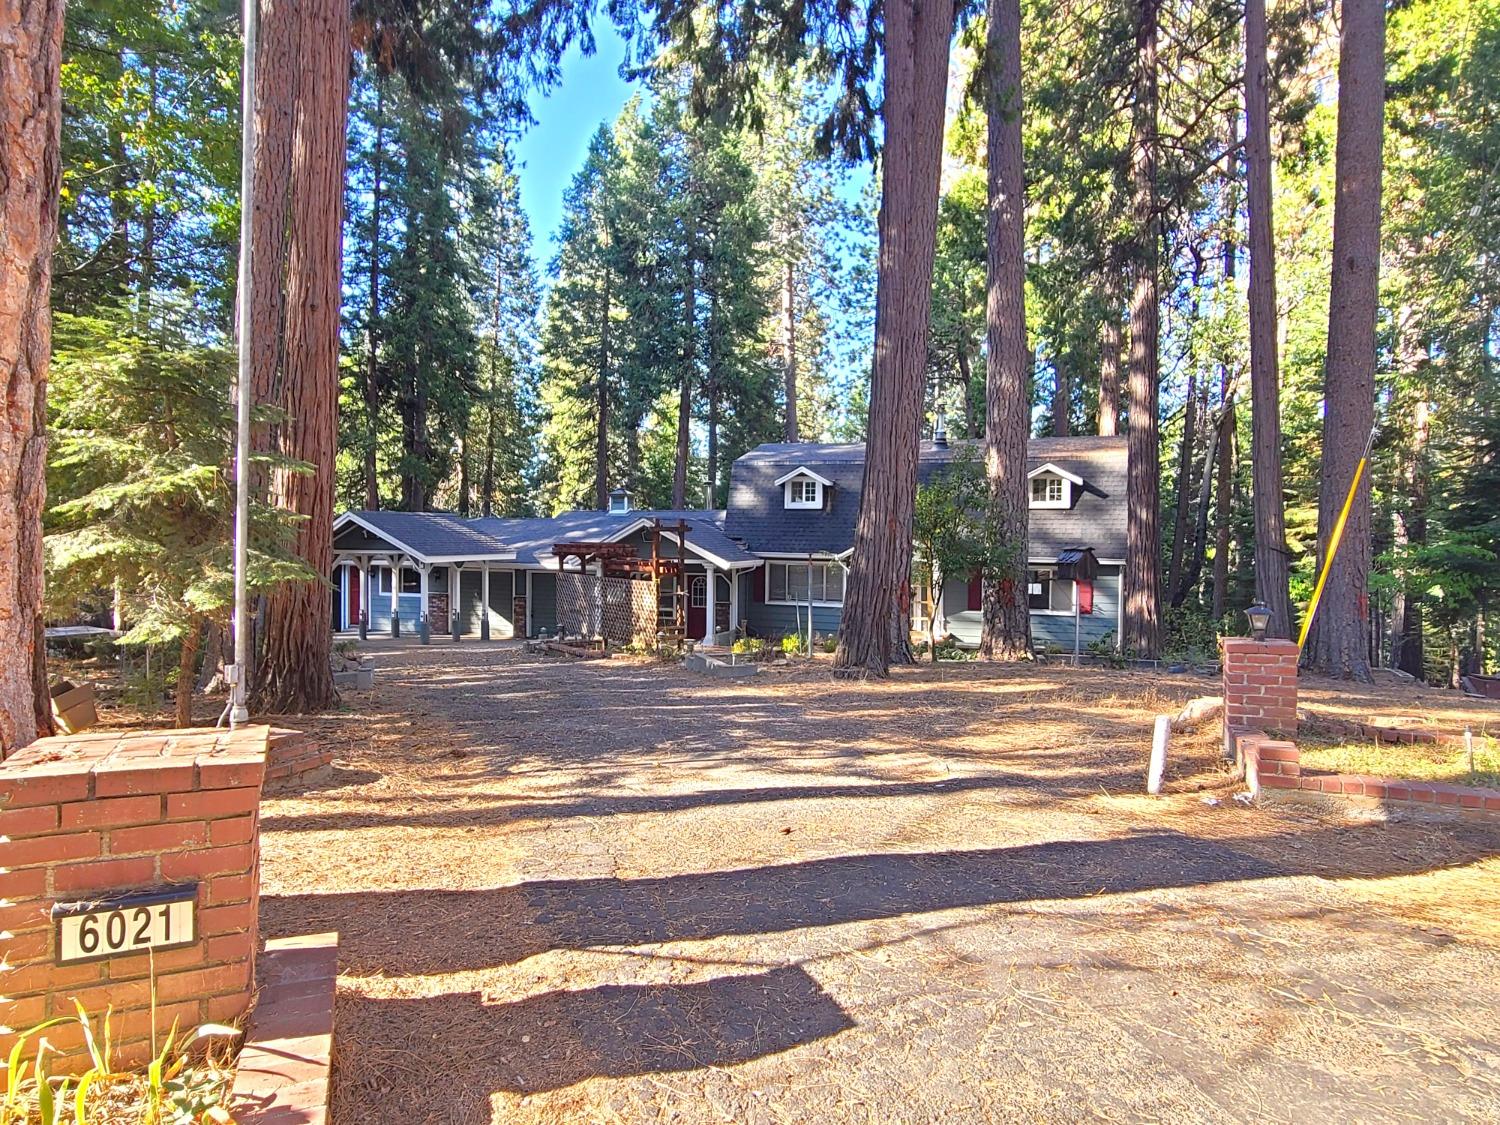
[0,727,269,1068]
[1220,637,1300,733]
[1231,728,1500,821]
[264,728,332,794]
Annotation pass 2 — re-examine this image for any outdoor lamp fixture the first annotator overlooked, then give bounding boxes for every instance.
[1245,602,1272,642]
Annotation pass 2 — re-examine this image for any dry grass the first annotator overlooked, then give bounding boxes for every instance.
[1296,729,1500,788]
[59,642,1500,1124]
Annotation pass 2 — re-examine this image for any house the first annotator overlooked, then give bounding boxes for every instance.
[331,434,1128,649]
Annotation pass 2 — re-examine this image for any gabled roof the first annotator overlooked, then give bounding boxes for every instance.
[334,511,515,563]
[772,465,835,488]
[1027,462,1085,486]
[470,509,760,568]
[725,436,1129,561]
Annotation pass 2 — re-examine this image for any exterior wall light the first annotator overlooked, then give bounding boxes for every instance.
[1245,602,1272,642]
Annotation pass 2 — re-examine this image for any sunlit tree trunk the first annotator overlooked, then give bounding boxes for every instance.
[1245,0,1294,640]
[1122,0,1162,658]
[256,0,349,713]
[1097,270,1123,436]
[979,0,1032,661]
[362,78,386,510]
[783,260,798,442]
[673,258,695,509]
[833,0,954,677]
[1306,0,1384,680]
[0,0,63,753]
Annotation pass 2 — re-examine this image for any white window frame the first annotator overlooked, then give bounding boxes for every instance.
[765,560,845,606]
[375,565,421,596]
[784,477,823,509]
[690,576,707,608]
[1027,567,1077,615]
[1030,475,1066,507]
[1026,462,1083,510]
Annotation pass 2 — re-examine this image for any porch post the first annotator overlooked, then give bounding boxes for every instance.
[480,565,491,640]
[593,559,605,638]
[728,568,740,641]
[703,563,717,646]
[358,558,369,640]
[419,564,431,644]
[450,564,461,640]
[525,570,533,637]
[390,557,402,638]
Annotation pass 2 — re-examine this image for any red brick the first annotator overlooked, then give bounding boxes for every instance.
[50,977,155,1018]
[197,758,266,789]
[0,866,47,898]
[54,855,156,893]
[1,960,105,996]
[0,896,52,934]
[166,787,260,821]
[205,930,255,966]
[92,761,196,798]
[156,961,253,1003]
[108,941,207,980]
[60,795,162,830]
[1257,745,1298,763]
[1408,785,1436,803]
[1435,788,1461,807]
[1387,785,1410,801]
[0,831,100,868]
[0,993,49,1031]
[209,816,256,847]
[199,902,255,937]
[110,820,207,855]
[1458,793,1482,809]
[2,927,50,962]
[1364,782,1388,800]
[1484,796,1500,812]
[0,772,92,808]
[0,804,60,838]
[1261,774,1298,789]
[203,990,253,1026]
[161,844,253,881]
[208,872,255,906]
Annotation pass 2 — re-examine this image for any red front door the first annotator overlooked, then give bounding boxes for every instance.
[346,565,361,628]
[686,574,708,640]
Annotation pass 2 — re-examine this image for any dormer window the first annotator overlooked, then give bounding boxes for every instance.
[608,487,632,514]
[774,466,833,510]
[1027,463,1083,510]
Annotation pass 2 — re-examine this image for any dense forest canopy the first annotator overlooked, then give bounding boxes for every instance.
[9,0,1499,736]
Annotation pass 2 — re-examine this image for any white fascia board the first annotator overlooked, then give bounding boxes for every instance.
[1026,462,1086,486]
[334,511,428,563]
[772,466,835,488]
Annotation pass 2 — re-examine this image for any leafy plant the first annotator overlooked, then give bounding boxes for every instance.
[780,632,808,656]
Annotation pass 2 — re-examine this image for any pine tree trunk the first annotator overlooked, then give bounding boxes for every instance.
[1211,379,1236,620]
[673,258,695,509]
[1245,0,1294,640]
[457,434,470,517]
[1097,270,1123,436]
[0,0,63,754]
[1306,0,1384,680]
[1122,0,1162,658]
[707,290,720,507]
[1392,356,1428,677]
[595,266,611,510]
[255,0,349,714]
[1167,367,1196,599]
[362,79,385,510]
[174,619,203,729]
[979,0,1033,662]
[958,342,976,437]
[1052,359,1070,437]
[833,0,954,677]
[783,259,798,442]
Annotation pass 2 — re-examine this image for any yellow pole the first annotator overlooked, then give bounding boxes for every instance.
[1297,428,1376,650]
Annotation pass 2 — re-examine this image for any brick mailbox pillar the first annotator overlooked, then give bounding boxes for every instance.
[0,726,269,1069]
[1221,638,1300,734]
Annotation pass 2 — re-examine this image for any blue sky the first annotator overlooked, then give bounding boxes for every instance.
[514,22,637,258]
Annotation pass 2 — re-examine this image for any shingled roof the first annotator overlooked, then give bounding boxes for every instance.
[724,436,1129,562]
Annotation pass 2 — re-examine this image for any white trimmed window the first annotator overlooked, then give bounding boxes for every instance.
[690,576,707,608]
[767,561,845,605]
[1030,474,1066,508]
[1027,568,1075,613]
[376,566,421,595]
[785,477,822,508]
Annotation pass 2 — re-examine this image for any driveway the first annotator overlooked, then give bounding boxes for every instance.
[258,642,1500,1124]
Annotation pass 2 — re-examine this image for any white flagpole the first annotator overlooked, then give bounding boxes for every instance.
[228,0,258,728]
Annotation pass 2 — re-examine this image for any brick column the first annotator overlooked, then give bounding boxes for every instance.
[1221,637,1300,733]
[0,726,269,1070]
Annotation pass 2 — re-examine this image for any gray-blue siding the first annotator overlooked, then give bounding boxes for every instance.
[939,568,1120,650]
[530,572,558,634]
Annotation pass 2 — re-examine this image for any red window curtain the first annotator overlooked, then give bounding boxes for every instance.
[967,574,982,611]
[1077,581,1094,615]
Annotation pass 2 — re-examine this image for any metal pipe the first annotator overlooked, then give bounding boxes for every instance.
[228,0,258,728]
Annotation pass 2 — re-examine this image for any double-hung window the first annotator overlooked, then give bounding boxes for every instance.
[376,566,421,595]
[1027,568,1074,613]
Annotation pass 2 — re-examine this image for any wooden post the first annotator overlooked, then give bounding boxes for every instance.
[358,559,369,640]
[418,564,430,644]
[702,564,717,646]
[480,565,491,641]
[728,568,740,641]
[390,558,401,638]
[450,564,461,641]
[1148,716,1170,795]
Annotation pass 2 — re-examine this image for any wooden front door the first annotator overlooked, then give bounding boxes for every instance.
[686,574,708,640]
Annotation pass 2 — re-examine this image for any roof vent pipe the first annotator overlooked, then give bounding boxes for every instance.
[933,405,949,449]
[703,482,714,509]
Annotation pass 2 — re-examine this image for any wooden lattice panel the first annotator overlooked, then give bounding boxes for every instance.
[557,572,656,647]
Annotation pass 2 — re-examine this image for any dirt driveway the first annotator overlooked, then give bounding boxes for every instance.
[257,642,1500,1124]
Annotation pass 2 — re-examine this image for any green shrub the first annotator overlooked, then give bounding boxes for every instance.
[780,633,808,656]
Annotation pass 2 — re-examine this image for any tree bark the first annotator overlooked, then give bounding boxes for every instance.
[1097,270,1123,436]
[1122,0,1162,658]
[594,264,611,509]
[255,0,349,713]
[1210,375,1236,620]
[673,257,695,509]
[1391,316,1428,678]
[1245,0,1294,640]
[174,619,203,729]
[833,0,954,677]
[979,0,1033,662]
[1167,367,1196,600]
[783,259,798,442]
[1051,359,1070,437]
[0,0,63,754]
[707,289,721,507]
[1305,0,1384,680]
[362,78,386,510]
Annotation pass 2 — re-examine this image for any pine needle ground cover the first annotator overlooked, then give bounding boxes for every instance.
[79,644,1500,1123]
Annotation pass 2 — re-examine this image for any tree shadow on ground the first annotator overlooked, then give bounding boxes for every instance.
[335,963,853,1118]
[260,827,1475,979]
